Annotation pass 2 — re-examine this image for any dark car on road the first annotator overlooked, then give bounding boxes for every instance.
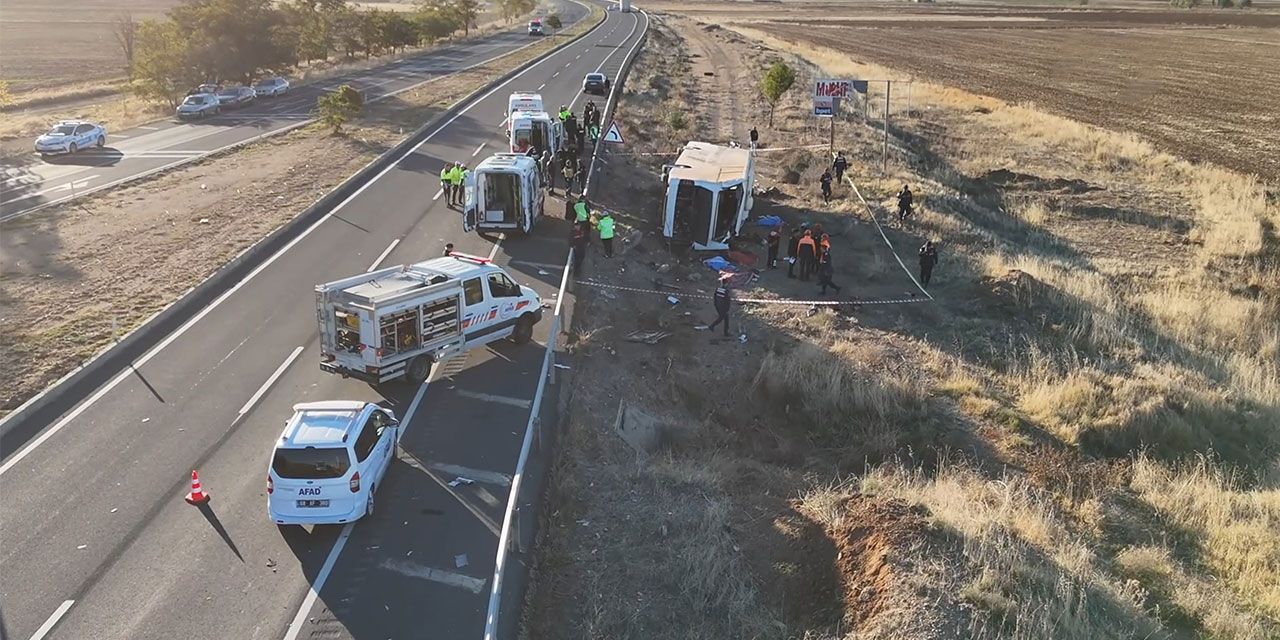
[216,86,256,109]
[582,72,610,95]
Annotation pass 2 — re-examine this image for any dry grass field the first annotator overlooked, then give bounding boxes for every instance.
[525,7,1279,640]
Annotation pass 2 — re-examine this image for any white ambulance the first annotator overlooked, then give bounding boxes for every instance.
[464,153,546,234]
[508,110,562,156]
[508,92,543,115]
[316,253,543,384]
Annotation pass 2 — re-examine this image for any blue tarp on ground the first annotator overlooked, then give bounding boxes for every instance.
[704,256,737,272]
[755,215,784,227]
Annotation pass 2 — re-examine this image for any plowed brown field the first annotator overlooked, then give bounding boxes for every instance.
[752,9,1280,180]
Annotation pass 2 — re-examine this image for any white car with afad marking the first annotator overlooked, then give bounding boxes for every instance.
[268,401,399,526]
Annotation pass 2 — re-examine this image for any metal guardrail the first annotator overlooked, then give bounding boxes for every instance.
[480,7,651,640]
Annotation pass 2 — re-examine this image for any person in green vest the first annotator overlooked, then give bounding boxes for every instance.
[558,105,570,121]
[448,162,465,206]
[573,198,590,225]
[596,209,615,258]
[440,164,452,204]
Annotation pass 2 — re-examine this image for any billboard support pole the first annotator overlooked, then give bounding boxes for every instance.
[882,80,891,173]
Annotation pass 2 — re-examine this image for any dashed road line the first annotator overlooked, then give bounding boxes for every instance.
[367,238,400,272]
[454,389,531,409]
[237,346,304,416]
[427,462,512,487]
[379,558,487,594]
[472,142,486,157]
[29,600,75,640]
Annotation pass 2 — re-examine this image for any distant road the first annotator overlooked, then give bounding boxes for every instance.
[0,6,587,222]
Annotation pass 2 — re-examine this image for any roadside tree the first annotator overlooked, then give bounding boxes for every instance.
[112,14,139,79]
[761,61,795,126]
[131,19,201,108]
[315,84,363,133]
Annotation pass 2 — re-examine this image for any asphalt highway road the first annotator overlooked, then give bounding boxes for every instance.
[0,4,647,639]
[0,1,591,223]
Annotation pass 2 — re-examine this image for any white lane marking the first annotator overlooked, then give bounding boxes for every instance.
[281,523,354,640]
[427,462,512,487]
[473,485,502,509]
[367,238,400,272]
[136,126,160,131]
[28,600,75,640]
[576,54,581,59]
[110,133,131,139]
[0,175,100,206]
[564,62,571,67]
[237,346,304,416]
[471,142,486,157]
[552,72,559,78]
[454,389,532,409]
[433,188,444,201]
[379,558,487,594]
[537,83,545,90]
[0,1,607,472]
[486,233,504,260]
[508,259,565,272]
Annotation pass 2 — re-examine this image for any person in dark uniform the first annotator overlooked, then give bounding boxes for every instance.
[766,229,780,268]
[571,221,589,275]
[819,169,833,204]
[832,152,848,183]
[817,249,841,296]
[443,243,454,256]
[708,281,732,337]
[918,240,939,287]
[749,126,759,150]
[786,227,801,278]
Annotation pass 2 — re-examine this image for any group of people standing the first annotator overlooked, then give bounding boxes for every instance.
[439,161,470,207]
[567,197,614,275]
[530,101,605,197]
[765,223,841,296]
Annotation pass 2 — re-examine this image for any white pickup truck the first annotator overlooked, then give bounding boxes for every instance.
[316,253,543,384]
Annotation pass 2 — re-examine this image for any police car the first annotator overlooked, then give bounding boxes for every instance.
[34,120,107,156]
[268,401,399,526]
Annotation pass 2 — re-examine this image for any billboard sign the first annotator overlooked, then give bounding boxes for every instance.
[814,79,855,99]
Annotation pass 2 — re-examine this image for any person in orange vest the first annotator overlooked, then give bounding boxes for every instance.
[796,230,818,281]
[819,233,831,255]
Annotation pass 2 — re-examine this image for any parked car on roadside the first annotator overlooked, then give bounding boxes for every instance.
[582,72,611,95]
[34,120,107,156]
[177,93,221,119]
[188,83,221,97]
[216,86,256,109]
[253,77,291,97]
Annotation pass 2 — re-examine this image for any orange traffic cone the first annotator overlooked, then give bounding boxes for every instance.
[185,470,210,504]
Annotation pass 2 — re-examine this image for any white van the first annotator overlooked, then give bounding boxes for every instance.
[267,401,399,526]
[464,153,546,234]
[316,253,543,384]
[508,92,543,115]
[508,110,562,155]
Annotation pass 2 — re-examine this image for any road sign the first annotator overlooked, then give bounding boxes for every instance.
[814,79,854,99]
[602,120,624,144]
[813,96,841,117]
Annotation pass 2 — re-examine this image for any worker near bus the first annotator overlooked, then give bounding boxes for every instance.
[597,209,615,258]
[543,149,556,194]
[897,184,914,221]
[766,229,780,269]
[832,152,849,183]
[570,219,589,275]
[574,156,586,193]
[708,279,733,337]
[558,105,570,121]
[797,229,818,281]
[574,198,590,224]
[786,226,801,278]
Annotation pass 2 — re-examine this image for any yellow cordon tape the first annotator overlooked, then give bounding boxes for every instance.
[576,280,931,306]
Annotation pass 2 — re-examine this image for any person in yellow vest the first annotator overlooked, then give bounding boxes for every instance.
[449,162,465,206]
[573,198,590,225]
[558,105,570,121]
[440,164,451,204]
[596,209,615,258]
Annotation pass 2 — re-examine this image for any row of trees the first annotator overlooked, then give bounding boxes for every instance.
[121,0,541,108]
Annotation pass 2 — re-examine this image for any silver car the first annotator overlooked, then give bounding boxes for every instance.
[34,120,107,156]
[177,93,221,119]
[253,77,290,97]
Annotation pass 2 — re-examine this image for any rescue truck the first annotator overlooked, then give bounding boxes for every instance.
[528,19,544,35]
[316,253,543,384]
[464,153,546,234]
[508,109,562,155]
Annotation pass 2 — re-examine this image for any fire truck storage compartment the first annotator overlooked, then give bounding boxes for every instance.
[335,309,361,353]
[378,295,461,356]
[482,172,522,224]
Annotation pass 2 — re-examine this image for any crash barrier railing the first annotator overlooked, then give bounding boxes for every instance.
[481,9,651,640]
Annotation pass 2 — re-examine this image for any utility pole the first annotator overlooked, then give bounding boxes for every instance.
[882,80,891,173]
